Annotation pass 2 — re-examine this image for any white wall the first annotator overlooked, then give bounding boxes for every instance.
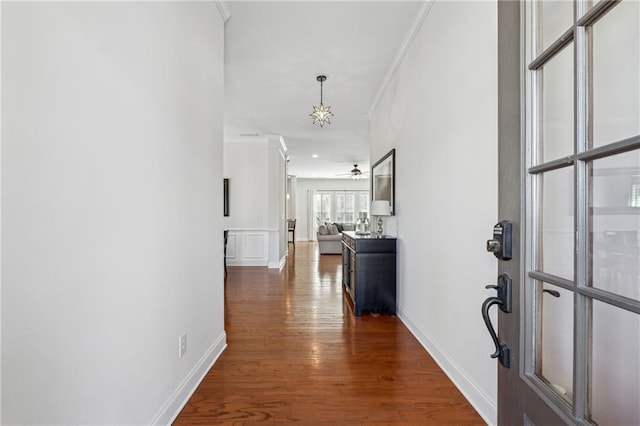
[223,138,287,267]
[1,3,226,424]
[224,140,270,229]
[294,178,369,241]
[368,1,498,424]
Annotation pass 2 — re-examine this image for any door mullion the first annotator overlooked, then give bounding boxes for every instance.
[573,0,590,419]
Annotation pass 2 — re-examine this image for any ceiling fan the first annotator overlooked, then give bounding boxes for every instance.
[336,164,369,180]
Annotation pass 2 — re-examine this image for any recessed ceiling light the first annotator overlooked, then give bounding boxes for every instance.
[312,154,318,158]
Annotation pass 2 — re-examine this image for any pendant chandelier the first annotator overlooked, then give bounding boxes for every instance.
[310,75,333,127]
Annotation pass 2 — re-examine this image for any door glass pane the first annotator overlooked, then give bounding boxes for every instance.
[541,167,575,280]
[591,150,640,300]
[541,1,574,52]
[591,301,640,425]
[591,0,640,147]
[538,283,574,402]
[541,45,574,162]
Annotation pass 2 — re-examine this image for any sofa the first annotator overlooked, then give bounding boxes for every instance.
[317,223,355,254]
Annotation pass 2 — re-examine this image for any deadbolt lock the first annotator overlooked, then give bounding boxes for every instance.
[486,239,501,253]
[486,220,512,260]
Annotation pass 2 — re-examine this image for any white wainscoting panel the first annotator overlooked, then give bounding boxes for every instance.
[226,229,271,266]
[244,233,265,259]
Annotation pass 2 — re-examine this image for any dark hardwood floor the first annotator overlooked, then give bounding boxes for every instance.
[174,242,484,425]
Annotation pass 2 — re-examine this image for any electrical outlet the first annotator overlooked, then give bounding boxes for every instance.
[179,333,187,357]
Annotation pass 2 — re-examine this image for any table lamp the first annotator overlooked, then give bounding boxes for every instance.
[370,200,391,238]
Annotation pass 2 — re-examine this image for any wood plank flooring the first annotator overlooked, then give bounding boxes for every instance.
[174,242,484,425]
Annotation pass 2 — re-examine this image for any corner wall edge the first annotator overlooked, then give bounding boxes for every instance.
[216,1,231,23]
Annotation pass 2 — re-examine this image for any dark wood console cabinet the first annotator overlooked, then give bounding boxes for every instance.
[341,231,397,316]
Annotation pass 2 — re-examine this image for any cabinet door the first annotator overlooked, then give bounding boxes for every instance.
[349,251,356,299]
[341,244,348,286]
[355,253,396,315]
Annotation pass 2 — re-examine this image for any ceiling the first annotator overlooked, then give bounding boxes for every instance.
[223,1,423,179]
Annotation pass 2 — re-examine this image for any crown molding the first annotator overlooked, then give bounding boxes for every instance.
[216,1,231,23]
[367,0,436,120]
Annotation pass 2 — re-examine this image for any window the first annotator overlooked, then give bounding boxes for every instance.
[314,192,332,224]
[359,193,370,216]
[336,193,356,223]
[313,191,369,224]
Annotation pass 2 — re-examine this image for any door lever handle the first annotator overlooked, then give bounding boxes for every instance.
[482,297,503,358]
[481,296,510,368]
[543,289,560,298]
[484,273,512,313]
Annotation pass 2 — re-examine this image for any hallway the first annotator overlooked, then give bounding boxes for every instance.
[174,243,483,424]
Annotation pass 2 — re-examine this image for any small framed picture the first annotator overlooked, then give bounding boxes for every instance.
[223,178,229,217]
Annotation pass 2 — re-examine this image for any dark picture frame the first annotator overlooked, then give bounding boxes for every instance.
[223,178,230,217]
[371,149,395,215]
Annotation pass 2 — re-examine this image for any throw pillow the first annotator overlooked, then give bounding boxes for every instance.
[334,223,344,233]
[318,224,328,235]
[328,224,339,235]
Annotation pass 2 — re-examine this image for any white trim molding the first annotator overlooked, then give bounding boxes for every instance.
[397,307,497,426]
[150,332,227,425]
[0,2,3,412]
[368,0,436,119]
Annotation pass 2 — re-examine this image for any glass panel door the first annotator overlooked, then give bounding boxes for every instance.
[523,0,640,423]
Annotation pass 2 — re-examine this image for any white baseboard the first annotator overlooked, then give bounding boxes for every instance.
[150,332,227,425]
[227,259,267,267]
[268,255,286,270]
[397,307,497,426]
